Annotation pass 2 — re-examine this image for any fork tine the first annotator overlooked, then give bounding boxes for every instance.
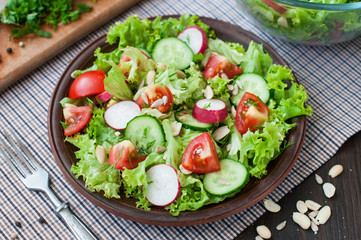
[11,132,41,170]
[4,130,37,173]
[0,138,27,180]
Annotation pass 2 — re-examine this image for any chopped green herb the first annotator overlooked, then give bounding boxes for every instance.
[203,103,211,109]
[1,0,94,39]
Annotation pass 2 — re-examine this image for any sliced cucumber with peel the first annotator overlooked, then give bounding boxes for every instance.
[203,159,249,196]
[124,115,165,153]
[175,110,213,131]
[152,37,194,70]
[231,73,270,106]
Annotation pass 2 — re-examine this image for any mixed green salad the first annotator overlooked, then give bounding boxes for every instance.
[60,14,312,216]
[241,0,361,45]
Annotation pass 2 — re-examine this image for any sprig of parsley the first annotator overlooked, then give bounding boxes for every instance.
[0,0,93,39]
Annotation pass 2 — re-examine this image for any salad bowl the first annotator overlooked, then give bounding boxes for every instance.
[48,15,307,226]
[236,0,361,45]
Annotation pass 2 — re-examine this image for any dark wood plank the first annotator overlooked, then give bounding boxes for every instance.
[235,131,361,240]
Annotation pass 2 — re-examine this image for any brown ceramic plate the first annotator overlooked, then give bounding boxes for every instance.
[48,16,307,226]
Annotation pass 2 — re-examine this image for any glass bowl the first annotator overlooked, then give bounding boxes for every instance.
[236,0,361,45]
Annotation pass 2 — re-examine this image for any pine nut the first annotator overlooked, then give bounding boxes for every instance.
[147,70,155,85]
[292,212,311,230]
[323,182,336,198]
[296,200,308,214]
[263,199,281,213]
[256,225,271,239]
[179,164,192,175]
[315,174,323,185]
[176,70,187,79]
[151,99,163,108]
[162,95,168,105]
[156,146,167,153]
[276,221,287,231]
[96,145,106,164]
[141,93,149,105]
[305,200,321,211]
[316,206,331,224]
[172,122,182,136]
[231,105,236,118]
[212,126,230,141]
[328,164,343,178]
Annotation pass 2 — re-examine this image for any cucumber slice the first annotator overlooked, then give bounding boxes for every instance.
[152,37,194,70]
[124,115,165,153]
[230,73,270,106]
[203,159,249,196]
[175,110,213,131]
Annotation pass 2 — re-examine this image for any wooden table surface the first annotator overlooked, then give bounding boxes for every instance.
[235,131,361,240]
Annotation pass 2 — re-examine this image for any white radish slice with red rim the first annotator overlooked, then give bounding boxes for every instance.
[145,164,181,207]
[104,101,140,130]
[193,99,228,123]
[177,26,207,54]
[95,91,113,104]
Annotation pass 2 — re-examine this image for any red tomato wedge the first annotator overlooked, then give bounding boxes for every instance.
[135,84,173,113]
[69,70,105,99]
[182,132,221,174]
[108,140,147,170]
[235,92,269,134]
[203,54,243,79]
[64,106,93,136]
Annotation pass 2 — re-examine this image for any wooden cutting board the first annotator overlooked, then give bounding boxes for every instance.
[0,0,140,90]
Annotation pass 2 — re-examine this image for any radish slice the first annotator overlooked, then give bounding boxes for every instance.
[261,0,287,14]
[177,26,207,54]
[104,101,140,130]
[95,91,113,104]
[193,99,228,123]
[145,164,181,207]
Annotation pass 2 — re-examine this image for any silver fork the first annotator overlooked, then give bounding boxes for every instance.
[0,131,99,240]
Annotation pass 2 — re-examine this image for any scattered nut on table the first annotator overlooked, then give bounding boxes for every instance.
[316,206,331,224]
[315,174,323,184]
[276,221,287,231]
[305,200,321,211]
[322,182,336,198]
[328,164,343,178]
[263,199,281,213]
[292,212,311,230]
[296,200,308,214]
[256,225,271,239]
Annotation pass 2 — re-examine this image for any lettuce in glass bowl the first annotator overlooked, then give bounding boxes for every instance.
[236,0,361,45]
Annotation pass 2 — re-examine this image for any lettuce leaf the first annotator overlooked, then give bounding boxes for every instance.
[68,134,121,199]
[119,47,156,84]
[107,14,215,53]
[155,63,206,106]
[266,64,313,120]
[209,76,231,100]
[202,38,247,66]
[104,63,133,100]
[241,41,273,76]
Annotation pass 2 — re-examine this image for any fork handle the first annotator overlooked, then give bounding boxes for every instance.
[44,188,99,240]
[56,203,99,240]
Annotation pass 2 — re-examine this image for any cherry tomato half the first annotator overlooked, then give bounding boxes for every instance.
[182,132,221,174]
[69,70,105,99]
[135,84,173,113]
[203,54,243,79]
[64,106,93,136]
[235,92,269,134]
[108,140,147,170]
